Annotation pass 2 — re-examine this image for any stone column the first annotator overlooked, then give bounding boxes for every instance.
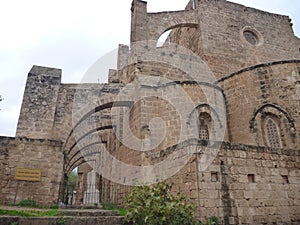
[83,170,100,206]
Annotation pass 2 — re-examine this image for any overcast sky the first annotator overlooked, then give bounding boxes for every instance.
[0,0,299,137]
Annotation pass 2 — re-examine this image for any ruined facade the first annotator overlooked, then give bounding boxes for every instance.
[0,0,300,224]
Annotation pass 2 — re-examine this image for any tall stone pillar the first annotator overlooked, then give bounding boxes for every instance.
[83,170,100,206]
[130,0,148,44]
[16,65,61,139]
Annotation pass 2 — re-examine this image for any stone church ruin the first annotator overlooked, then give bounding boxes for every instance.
[1,0,300,224]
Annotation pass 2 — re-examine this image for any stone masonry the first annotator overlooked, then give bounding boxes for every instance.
[0,0,300,224]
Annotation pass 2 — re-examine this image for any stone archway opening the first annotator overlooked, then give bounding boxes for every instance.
[59,100,133,207]
[157,29,172,47]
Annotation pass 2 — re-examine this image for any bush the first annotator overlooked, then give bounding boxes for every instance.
[124,182,198,225]
[207,216,219,225]
[199,216,219,225]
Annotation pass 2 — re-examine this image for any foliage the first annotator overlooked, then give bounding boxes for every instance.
[124,182,199,225]
[67,171,78,188]
[118,208,127,216]
[0,209,59,217]
[206,216,219,225]
[17,199,37,208]
[58,216,65,225]
[199,216,219,225]
[50,204,59,209]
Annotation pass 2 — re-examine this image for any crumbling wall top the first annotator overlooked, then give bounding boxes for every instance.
[29,65,62,78]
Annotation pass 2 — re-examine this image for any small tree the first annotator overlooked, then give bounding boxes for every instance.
[64,171,78,205]
[124,182,198,225]
[67,171,78,188]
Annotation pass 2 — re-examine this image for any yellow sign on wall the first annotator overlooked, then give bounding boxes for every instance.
[15,168,41,182]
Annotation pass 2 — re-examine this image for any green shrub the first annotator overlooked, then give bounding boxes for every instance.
[124,182,198,225]
[206,216,219,225]
[199,216,219,225]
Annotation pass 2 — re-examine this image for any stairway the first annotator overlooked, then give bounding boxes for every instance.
[0,209,125,225]
[58,209,125,225]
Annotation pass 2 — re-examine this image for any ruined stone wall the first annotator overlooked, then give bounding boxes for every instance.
[130,0,197,44]
[218,61,300,148]
[16,66,62,139]
[111,75,228,172]
[39,81,123,174]
[169,26,200,53]
[144,140,300,224]
[170,0,300,79]
[16,66,123,143]
[51,84,77,141]
[0,136,63,206]
[52,83,114,142]
[220,145,300,224]
[100,139,300,224]
[2,1,299,223]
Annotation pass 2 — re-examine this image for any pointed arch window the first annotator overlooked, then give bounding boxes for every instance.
[265,117,282,148]
[198,112,211,140]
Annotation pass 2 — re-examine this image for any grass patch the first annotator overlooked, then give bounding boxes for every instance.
[118,209,127,216]
[102,203,127,216]
[0,209,59,217]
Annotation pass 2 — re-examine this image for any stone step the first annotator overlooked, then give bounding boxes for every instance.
[58,209,120,217]
[0,216,125,225]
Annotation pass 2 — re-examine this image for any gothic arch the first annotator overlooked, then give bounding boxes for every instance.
[249,103,295,131]
[66,142,105,175]
[156,23,198,47]
[63,100,133,175]
[64,100,133,150]
[187,103,223,128]
[263,116,282,148]
[131,0,198,43]
[249,103,296,148]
